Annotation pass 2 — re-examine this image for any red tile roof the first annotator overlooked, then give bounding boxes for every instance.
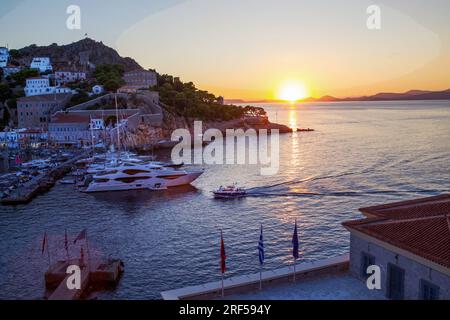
[51,111,136,124]
[51,113,90,124]
[343,194,450,269]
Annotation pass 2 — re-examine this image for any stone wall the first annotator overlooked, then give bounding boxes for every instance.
[349,233,450,300]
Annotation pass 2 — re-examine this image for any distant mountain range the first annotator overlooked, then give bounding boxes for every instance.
[226,89,450,104]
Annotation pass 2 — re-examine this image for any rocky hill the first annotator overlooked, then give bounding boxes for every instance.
[16,38,142,71]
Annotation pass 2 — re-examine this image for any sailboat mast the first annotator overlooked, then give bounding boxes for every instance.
[115,93,121,159]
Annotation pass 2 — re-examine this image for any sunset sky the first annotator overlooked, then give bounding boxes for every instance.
[1,0,449,100]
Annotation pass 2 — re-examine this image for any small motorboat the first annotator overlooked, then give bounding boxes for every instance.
[213,184,247,199]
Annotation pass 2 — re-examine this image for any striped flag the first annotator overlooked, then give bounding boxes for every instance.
[258,225,265,265]
[73,229,86,244]
[41,232,47,255]
[220,231,226,274]
[292,220,299,260]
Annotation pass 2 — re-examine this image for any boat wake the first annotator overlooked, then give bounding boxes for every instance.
[246,189,450,198]
[245,169,450,199]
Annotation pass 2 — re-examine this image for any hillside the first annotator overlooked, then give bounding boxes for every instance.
[15,38,142,71]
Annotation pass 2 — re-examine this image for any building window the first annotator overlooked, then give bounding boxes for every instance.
[420,280,440,300]
[360,252,376,278]
[387,263,405,300]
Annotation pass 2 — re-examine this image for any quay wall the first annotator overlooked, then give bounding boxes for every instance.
[161,254,349,300]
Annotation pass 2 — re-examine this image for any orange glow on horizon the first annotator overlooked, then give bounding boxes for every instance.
[277,80,309,102]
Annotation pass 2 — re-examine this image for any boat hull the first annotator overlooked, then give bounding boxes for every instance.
[82,171,203,193]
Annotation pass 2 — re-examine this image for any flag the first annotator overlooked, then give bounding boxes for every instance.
[15,154,22,165]
[64,230,69,252]
[258,225,265,265]
[73,229,86,244]
[292,220,299,260]
[41,232,47,255]
[220,231,226,274]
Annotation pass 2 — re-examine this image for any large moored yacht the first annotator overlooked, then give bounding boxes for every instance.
[79,164,203,193]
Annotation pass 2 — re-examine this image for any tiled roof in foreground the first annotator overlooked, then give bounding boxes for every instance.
[343,194,450,269]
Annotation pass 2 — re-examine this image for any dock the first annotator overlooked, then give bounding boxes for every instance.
[1,151,89,205]
[45,258,124,300]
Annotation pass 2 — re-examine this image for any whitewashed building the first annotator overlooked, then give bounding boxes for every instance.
[2,66,21,77]
[24,77,72,97]
[0,47,9,68]
[92,85,104,95]
[30,57,53,73]
[0,130,19,148]
[55,70,87,86]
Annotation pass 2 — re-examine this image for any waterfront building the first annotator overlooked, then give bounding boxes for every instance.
[49,109,139,146]
[17,94,71,130]
[17,128,48,147]
[343,194,450,300]
[0,47,9,68]
[0,130,19,149]
[123,69,157,88]
[55,70,87,86]
[30,57,53,73]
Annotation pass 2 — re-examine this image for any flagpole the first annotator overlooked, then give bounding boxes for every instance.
[221,273,224,298]
[293,258,296,282]
[65,230,70,262]
[220,230,225,298]
[46,234,51,267]
[85,231,92,271]
[259,266,262,290]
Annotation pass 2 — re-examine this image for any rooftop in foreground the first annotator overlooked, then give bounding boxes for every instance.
[226,273,385,300]
[161,255,384,300]
[344,194,450,269]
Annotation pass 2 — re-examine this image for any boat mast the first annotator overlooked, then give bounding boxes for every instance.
[115,93,121,160]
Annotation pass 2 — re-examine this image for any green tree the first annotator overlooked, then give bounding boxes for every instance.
[104,79,122,92]
[11,68,39,87]
[0,83,12,102]
[93,64,125,91]
[9,49,21,59]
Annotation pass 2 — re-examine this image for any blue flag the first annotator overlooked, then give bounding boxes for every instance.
[258,225,265,265]
[292,220,299,260]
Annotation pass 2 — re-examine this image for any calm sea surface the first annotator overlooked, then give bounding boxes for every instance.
[1,100,450,299]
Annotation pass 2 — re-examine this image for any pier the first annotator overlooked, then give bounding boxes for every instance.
[1,151,89,205]
[45,258,124,300]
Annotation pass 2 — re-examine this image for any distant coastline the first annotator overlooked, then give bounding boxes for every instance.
[226,88,450,105]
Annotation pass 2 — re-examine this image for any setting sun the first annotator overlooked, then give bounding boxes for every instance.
[278,81,308,102]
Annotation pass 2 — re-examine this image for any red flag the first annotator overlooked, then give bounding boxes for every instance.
[15,154,22,165]
[220,231,226,274]
[73,229,86,244]
[41,232,47,255]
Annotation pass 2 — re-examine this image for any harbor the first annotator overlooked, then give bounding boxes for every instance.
[1,101,449,300]
[0,150,90,205]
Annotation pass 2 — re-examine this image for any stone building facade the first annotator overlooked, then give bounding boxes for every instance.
[343,195,450,300]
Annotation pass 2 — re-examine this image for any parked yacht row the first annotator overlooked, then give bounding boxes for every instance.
[70,151,204,193]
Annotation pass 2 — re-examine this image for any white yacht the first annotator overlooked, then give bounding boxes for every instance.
[79,164,203,193]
